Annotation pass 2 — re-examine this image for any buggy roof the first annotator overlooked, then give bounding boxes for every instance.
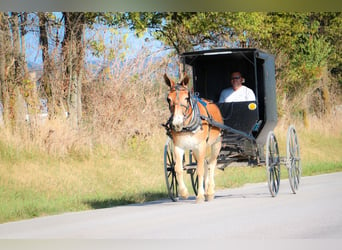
[181,48,268,65]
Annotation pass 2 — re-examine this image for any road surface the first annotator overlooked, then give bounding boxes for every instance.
[1,172,342,239]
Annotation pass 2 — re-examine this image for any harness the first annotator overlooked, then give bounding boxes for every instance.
[182,93,202,132]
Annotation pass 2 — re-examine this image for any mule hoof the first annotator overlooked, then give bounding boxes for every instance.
[196,195,205,203]
[205,194,215,202]
[179,188,189,200]
[181,194,189,200]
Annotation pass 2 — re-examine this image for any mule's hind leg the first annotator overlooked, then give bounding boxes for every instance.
[205,140,222,201]
[174,146,189,199]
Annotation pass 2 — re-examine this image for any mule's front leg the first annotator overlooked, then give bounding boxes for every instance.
[193,147,206,203]
[174,146,189,199]
[205,163,216,202]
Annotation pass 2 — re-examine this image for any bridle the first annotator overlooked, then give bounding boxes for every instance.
[168,85,191,120]
[166,84,202,133]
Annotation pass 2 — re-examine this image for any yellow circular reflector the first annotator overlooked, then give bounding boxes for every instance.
[248,103,257,110]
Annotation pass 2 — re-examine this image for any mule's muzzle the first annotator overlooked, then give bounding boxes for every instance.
[172,123,183,132]
[171,115,184,132]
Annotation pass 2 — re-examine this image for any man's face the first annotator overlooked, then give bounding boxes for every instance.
[230,72,243,90]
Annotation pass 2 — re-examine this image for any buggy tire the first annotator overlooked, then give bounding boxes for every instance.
[190,169,198,196]
[286,125,301,194]
[266,131,281,197]
[187,150,199,195]
[164,138,179,201]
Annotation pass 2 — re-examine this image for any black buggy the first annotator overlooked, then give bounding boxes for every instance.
[164,48,301,200]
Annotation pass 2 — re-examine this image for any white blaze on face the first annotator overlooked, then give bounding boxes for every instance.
[168,86,189,132]
[172,110,184,132]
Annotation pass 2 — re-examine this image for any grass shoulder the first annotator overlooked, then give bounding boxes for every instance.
[0,117,341,223]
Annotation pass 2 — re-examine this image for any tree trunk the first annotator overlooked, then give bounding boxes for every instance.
[0,13,13,127]
[38,12,54,117]
[8,12,24,127]
[322,85,331,115]
[62,12,85,127]
[0,13,5,103]
[11,13,23,87]
[0,13,5,126]
[19,12,28,76]
[321,66,331,115]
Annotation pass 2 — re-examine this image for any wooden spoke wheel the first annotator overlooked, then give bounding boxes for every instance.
[286,125,301,194]
[190,169,199,196]
[266,131,281,197]
[163,138,179,202]
[186,150,199,196]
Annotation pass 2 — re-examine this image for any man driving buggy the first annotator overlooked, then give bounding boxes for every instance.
[219,71,256,103]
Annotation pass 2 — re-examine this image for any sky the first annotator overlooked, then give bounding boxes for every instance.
[24,13,166,68]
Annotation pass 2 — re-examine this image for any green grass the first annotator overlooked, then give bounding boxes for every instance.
[0,133,169,223]
[0,124,341,224]
[302,162,342,176]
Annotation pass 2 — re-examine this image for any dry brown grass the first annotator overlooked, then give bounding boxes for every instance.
[0,39,174,157]
[82,45,171,148]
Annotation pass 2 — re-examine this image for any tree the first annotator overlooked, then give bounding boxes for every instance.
[5,12,26,127]
[125,12,239,76]
[126,12,233,54]
[321,13,342,85]
[38,12,52,112]
[125,12,340,121]
[37,12,123,126]
[260,13,337,119]
[0,12,35,128]
[60,12,86,127]
[0,12,8,125]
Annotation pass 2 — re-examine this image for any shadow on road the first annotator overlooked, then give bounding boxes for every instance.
[215,192,272,200]
[84,187,280,209]
[83,192,167,209]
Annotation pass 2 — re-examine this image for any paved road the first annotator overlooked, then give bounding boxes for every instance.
[1,172,342,239]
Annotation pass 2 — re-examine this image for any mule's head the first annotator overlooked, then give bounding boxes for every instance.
[164,73,191,132]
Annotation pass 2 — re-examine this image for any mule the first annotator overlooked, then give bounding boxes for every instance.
[164,73,223,202]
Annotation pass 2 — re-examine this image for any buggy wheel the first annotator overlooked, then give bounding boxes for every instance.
[187,150,199,195]
[190,169,198,196]
[266,131,281,197]
[164,138,178,201]
[286,125,301,194]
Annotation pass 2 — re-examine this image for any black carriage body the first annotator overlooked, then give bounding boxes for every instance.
[181,48,278,165]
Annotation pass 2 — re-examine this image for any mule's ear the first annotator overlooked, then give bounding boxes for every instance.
[164,73,175,88]
[181,73,189,86]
